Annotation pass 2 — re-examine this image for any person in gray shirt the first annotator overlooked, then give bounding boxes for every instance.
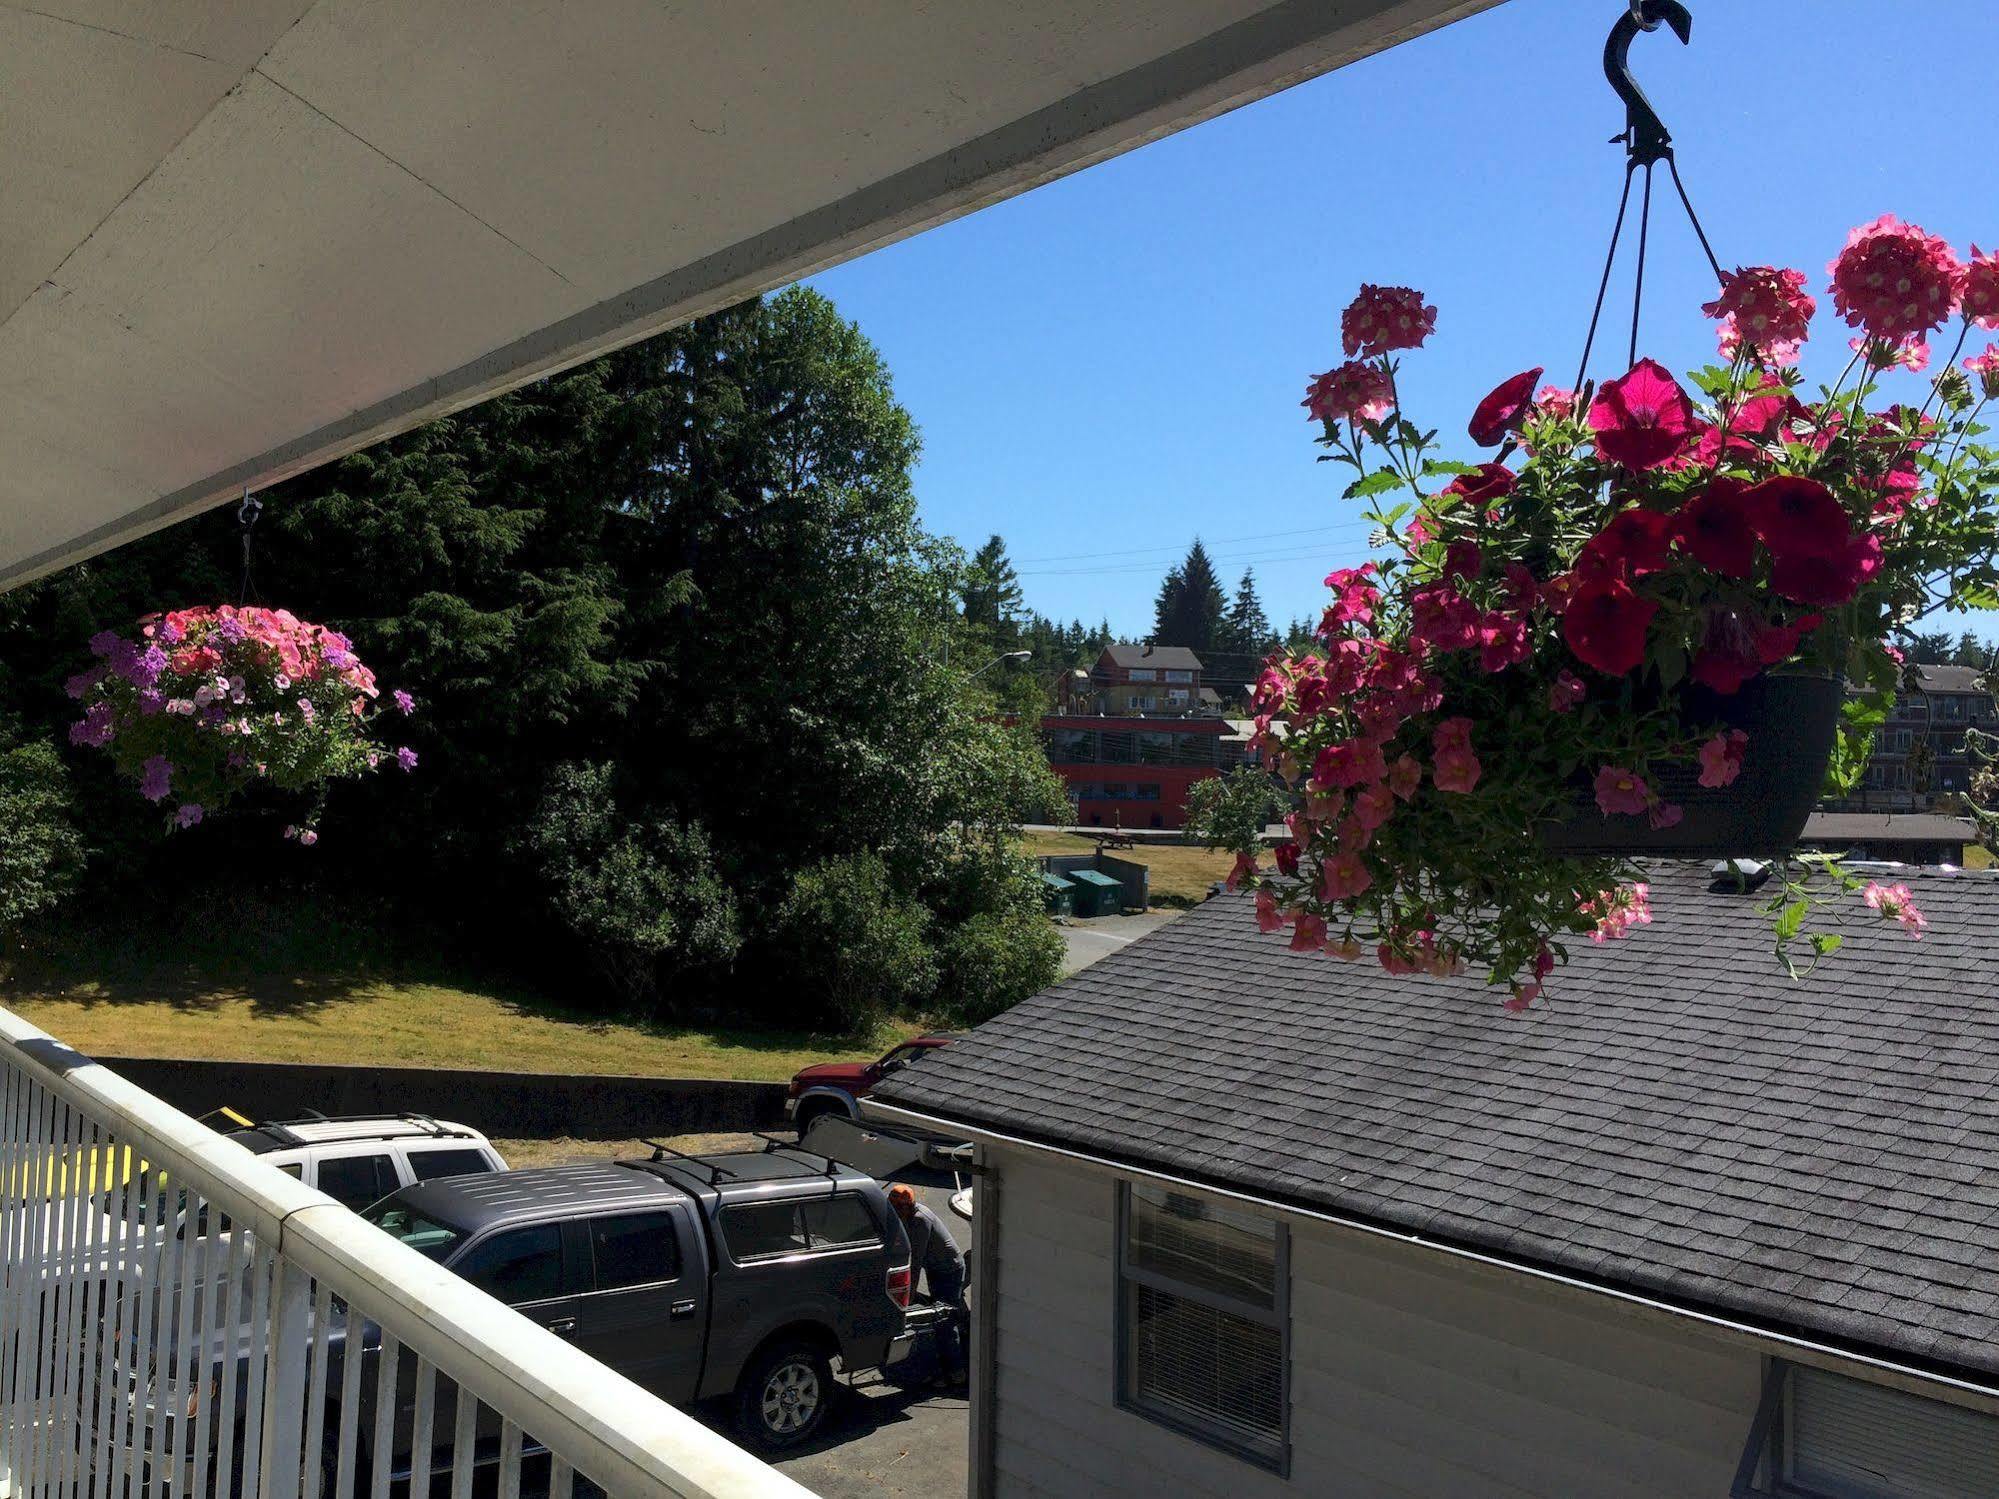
[889,1184,966,1385]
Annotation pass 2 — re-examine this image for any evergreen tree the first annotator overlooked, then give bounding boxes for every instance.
[1222,568,1275,655]
[960,535,1024,639]
[1150,540,1226,653]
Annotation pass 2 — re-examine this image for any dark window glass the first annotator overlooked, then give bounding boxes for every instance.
[363,1201,467,1263]
[802,1195,879,1251]
[454,1226,564,1304]
[1136,784,1161,801]
[590,1213,682,1291]
[1120,1183,1287,1468]
[276,1163,304,1180]
[317,1154,400,1211]
[722,1202,808,1261]
[407,1148,493,1183]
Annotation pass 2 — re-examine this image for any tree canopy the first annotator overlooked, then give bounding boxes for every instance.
[0,287,1063,1028]
[1151,538,1226,654]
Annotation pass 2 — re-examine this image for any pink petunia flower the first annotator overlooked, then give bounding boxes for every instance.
[1593,766,1652,816]
[1697,730,1749,789]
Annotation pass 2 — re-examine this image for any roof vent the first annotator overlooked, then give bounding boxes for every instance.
[1710,858,1771,894]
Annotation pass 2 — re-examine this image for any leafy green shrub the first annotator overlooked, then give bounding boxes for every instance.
[771,854,935,1033]
[937,908,1063,1025]
[0,736,85,936]
[523,762,739,1010]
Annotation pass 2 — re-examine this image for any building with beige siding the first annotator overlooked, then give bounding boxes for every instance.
[871,864,1999,1498]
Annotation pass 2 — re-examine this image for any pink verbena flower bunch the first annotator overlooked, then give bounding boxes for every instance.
[1227,231,1999,1006]
[66,605,418,839]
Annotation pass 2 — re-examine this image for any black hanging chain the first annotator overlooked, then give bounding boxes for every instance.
[237,488,263,605]
[1575,0,1725,391]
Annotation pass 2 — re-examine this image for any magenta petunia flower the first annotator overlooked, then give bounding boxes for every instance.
[139,755,173,803]
[1587,359,1698,470]
[1593,766,1652,817]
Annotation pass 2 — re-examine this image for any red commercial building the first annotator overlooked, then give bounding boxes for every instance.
[1041,645,1254,829]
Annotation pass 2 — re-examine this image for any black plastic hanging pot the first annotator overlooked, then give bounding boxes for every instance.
[1536,672,1844,858]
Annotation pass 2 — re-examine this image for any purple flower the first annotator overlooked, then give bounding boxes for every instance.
[174,804,204,829]
[139,755,172,803]
[393,689,415,716]
[87,630,120,659]
[65,668,104,700]
[296,698,316,723]
[157,620,183,645]
[396,746,418,773]
[126,644,168,689]
[68,702,115,748]
[214,618,247,644]
[138,689,165,716]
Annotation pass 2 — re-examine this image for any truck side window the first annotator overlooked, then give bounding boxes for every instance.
[454,1225,564,1305]
[589,1213,682,1291]
[720,1202,809,1262]
[802,1195,878,1250]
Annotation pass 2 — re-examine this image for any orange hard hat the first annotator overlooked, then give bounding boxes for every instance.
[886,1183,917,1213]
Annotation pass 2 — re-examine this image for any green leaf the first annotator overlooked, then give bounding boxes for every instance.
[1343,470,1405,502]
[1810,932,1843,957]
[1773,900,1808,941]
[1421,459,1478,479]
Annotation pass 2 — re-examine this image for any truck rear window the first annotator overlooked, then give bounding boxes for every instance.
[721,1194,880,1262]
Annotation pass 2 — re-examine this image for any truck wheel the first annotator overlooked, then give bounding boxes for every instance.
[736,1340,833,1450]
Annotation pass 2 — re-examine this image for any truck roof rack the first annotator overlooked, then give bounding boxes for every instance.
[640,1138,739,1182]
[253,1112,473,1148]
[754,1133,843,1185]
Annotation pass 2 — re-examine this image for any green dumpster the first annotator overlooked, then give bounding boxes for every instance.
[1039,870,1076,916]
[1068,867,1123,918]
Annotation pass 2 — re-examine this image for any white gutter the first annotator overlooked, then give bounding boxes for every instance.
[865,1096,1999,1416]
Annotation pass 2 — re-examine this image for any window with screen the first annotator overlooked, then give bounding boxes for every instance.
[315,1153,400,1211]
[722,1202,809,1261]
[1737,1361,1999,1498]
[407,1147,494,1183]
[589,1213,682,1291]
[802,1195,879,1251]
[1118,1182,1287,1471]
[453,1225,564,1305]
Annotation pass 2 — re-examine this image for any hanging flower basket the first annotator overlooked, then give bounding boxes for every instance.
[1536,671,1843,857]
[66,605,417,839]
[1214,208,1999,1008]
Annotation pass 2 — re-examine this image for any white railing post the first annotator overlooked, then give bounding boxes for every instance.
[258,1256,313,1499]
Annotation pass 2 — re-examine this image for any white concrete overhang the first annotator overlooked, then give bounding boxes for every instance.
[0,0,1492,590]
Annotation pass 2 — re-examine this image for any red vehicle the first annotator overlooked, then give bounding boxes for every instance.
[786,1034,958,1132]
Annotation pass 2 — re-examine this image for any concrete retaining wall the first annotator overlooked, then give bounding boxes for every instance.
[96,1056,788,1141]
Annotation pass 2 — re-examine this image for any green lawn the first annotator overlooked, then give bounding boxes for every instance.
[2,972,889,1081]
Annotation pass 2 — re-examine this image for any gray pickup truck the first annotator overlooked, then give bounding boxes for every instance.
[98,1142,914,1492]
[357,1142,914,1454]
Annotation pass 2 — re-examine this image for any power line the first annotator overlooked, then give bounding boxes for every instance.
[1009,521,1371,567]
[1020,538,1381,578]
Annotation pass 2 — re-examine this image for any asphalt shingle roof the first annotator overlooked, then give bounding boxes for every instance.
[1102,644,1203,672]
[875,863,1999,1383]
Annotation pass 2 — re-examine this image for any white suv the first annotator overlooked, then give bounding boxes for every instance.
[225,1114,508,1211]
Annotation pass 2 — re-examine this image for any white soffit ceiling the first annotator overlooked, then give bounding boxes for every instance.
[0,0,1493,589]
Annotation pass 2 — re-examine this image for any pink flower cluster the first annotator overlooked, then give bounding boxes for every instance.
[1827,214,1963,359]
[1579,883,1652,944]
[1304,362,1393,426]
[1861,881,1927,938]
[1341,284,1436,358]
[1703,265,1815,365]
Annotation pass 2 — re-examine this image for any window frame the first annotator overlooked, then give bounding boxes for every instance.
[583,1210,685,1295]
[1113,1180,1290,1475]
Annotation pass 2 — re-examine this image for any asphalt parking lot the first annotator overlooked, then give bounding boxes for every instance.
[1058,908,1181,974]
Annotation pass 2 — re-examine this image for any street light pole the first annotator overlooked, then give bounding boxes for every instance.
[966,650,1031,681]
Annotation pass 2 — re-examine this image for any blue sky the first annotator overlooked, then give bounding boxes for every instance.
[805,0,1999,639]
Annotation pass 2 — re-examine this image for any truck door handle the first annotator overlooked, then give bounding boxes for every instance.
[544,1317,577,1337]
[670,1300,697,1320]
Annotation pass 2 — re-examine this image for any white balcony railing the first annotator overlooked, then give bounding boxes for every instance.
[0,1006,814,1499]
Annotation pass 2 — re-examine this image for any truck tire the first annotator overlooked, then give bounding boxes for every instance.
[735,1339,833,1451]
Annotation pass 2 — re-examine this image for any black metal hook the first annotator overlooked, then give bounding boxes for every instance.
[1603,0,1692,166]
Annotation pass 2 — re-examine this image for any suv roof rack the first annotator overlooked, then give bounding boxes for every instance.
[253,1112,473,1148]
[640,1139,740,1183]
